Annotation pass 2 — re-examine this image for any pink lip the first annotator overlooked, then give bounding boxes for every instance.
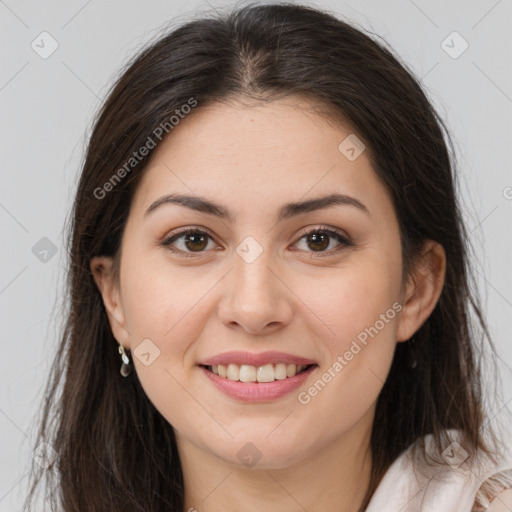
[200,365,317,402]
[199,350,317,367]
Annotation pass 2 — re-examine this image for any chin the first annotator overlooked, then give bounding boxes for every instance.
[208,435,313,471]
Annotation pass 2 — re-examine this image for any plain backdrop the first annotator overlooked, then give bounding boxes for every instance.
[1,0,511,509]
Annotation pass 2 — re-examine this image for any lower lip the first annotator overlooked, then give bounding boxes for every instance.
[199,365,317,402]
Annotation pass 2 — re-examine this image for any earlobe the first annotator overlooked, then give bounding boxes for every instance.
[396,240,446,342]
[90,256,131,349]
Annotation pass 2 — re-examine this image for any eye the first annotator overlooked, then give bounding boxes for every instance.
[161,225,352,258]
[292,225,353,257]
[161,228,219,258]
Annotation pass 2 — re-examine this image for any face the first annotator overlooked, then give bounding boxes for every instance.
[92,95,444,470]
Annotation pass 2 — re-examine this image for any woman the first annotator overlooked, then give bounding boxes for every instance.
[24,3,512,511]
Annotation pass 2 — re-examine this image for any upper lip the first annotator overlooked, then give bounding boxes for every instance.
[199,351,317,367]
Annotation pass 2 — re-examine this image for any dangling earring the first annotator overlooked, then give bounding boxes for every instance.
[118,343,132,377]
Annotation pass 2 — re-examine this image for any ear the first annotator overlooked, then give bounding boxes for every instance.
[90,256,131,350]
[396,239,446,342]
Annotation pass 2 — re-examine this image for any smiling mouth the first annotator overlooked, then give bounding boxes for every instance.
[201,363,317,383]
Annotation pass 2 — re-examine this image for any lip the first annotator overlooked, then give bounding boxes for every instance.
[200,364,318,402]
[199,350,317,367]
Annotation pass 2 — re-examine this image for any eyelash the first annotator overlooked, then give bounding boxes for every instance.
[160,225,353,259]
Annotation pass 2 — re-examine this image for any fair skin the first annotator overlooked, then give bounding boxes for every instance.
[488,489,512,511]
[91,96,446,512]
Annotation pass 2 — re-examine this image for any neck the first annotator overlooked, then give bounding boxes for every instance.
[177,414,373,512]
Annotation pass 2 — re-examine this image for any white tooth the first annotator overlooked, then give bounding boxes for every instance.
[239,364,257,382]
[257,364,275,382]
[274,363,287,380]
[217,362,302,381]
[227,363,240,381]
[286,363,297,377]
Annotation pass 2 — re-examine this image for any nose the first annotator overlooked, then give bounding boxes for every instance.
[217,246,294,335]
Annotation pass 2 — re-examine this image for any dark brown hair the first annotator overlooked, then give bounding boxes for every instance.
[23,2,508,510]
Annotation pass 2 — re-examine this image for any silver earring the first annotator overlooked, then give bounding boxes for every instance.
[118,344,132,377]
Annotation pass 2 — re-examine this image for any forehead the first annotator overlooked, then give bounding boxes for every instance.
[149,95,355,162]
[130,96,391,219]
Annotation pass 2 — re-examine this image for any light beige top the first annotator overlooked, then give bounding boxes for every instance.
[366,429,512,512]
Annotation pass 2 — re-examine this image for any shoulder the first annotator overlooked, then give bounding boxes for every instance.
[472,468,512,511]
[366,429,512,512]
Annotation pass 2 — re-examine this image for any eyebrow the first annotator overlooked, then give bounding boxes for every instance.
[144,192,370,222]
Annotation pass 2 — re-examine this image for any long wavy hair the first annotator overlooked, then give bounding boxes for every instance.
[23,2,508,510]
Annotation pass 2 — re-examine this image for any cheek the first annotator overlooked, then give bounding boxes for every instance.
[119,261,219,425]
[289,251,402,414]
[298,253,402,352]
[120,251,214,342]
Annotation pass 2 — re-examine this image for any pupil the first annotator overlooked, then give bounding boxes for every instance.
[185,233,207,251]
[309,232,329,251]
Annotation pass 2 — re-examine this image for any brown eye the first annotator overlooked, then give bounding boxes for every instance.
[293,226,353,256]
[305,231,330,251]
[162,229,217,257]
[180,231,209,251]
[161,225,353,259]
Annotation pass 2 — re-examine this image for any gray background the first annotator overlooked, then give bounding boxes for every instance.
[1,0,511,509]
